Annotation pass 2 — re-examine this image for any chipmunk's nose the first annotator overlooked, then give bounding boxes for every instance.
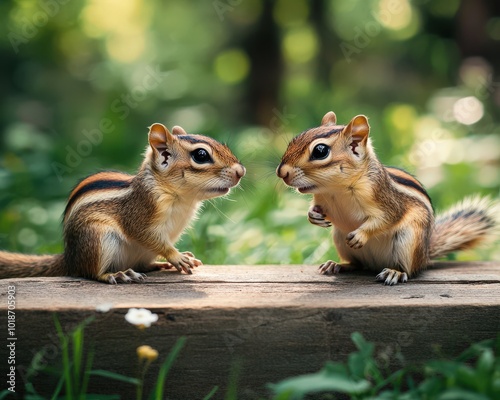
[276,163,291,184]
[233,164,246,182]
[236,165,246,179]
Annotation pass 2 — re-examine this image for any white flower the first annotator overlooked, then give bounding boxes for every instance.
[125,308,159,329]
[95,303,113,313]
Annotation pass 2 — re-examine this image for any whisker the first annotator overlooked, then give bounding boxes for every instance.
[207,198,235,223]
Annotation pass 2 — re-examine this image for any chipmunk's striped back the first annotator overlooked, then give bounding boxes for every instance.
[64,171,134,222]
[385,166,432,212]
[0,122,245,283]
[278,111,499,285]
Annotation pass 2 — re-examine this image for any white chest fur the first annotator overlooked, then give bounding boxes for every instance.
[152,194,200,245]
[315,190,366,234]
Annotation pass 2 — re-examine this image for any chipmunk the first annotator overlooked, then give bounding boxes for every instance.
[0,123,245,284]
[277,111,498,285]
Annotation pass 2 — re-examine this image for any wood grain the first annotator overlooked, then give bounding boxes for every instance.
[1,262,499,399]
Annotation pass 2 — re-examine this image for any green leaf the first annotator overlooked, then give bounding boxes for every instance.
[269,367,371,397]
[471,348,495,393]
[416,376,445,397]
[426,360,459,377]
[348,352,368,378]
[351,332,374,357]
[456,364,479,391]
[0,390,15,399]
[438,388,491,400]
[476,349,494,376]
[90,369,140,385]
[456,339,495,362]
[323,361,348,376]
[493,377,500,394]
[347,332,383,383]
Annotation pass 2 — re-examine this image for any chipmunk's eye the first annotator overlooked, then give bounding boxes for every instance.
[191,148,213,164]
[310,144,330,160]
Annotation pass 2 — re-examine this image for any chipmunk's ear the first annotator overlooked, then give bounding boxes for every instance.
[148,123,175,166]
[321,111,337,126]
[172,125,188,136]
[342,115,370,157]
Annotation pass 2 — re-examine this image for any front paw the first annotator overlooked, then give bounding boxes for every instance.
[308,205,331,228]
[318,260,343,275]
[168,251,203,274]
[346,230,367,249]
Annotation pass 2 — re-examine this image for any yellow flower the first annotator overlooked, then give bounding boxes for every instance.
[137,345,159,362]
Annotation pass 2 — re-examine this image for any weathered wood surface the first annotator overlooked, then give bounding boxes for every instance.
[1,262,500,399]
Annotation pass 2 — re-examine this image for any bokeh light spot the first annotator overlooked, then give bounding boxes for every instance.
[283,26,318,64]
[453,96,484,125]
[18,228,38,248]
[273,0,309,28]
[377,0,412,30]
[106,34,145,63]
[214,49,250,84]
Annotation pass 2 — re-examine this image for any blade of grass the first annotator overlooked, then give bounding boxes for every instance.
[153,337,187,400]
[50,373,65,400]
[80,347,95,398]
[372,368,406,394]
[90,370,141,385]
[54,314,73,400]
[202,386,219,400]
[224,360,242,400]
[72,324,83,395]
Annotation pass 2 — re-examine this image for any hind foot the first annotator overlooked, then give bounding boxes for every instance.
[318,261,352,275]
[376,268,408,286]
[99,269,147,284]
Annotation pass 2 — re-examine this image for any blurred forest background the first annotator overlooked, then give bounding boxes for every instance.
[0,0,499,265]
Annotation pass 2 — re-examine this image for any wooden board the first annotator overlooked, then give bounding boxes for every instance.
[1,262,500,399]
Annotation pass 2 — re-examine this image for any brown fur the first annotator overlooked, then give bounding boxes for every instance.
[0,123,245,283]
[277,111,498,285]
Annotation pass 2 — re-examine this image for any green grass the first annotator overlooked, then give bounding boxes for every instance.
[2,316,217,400]
[269,333,500,400]
[2,319,499,400]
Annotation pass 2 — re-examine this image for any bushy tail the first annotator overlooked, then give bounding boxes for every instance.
[0,251,65,279]
[430,196,499,259]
